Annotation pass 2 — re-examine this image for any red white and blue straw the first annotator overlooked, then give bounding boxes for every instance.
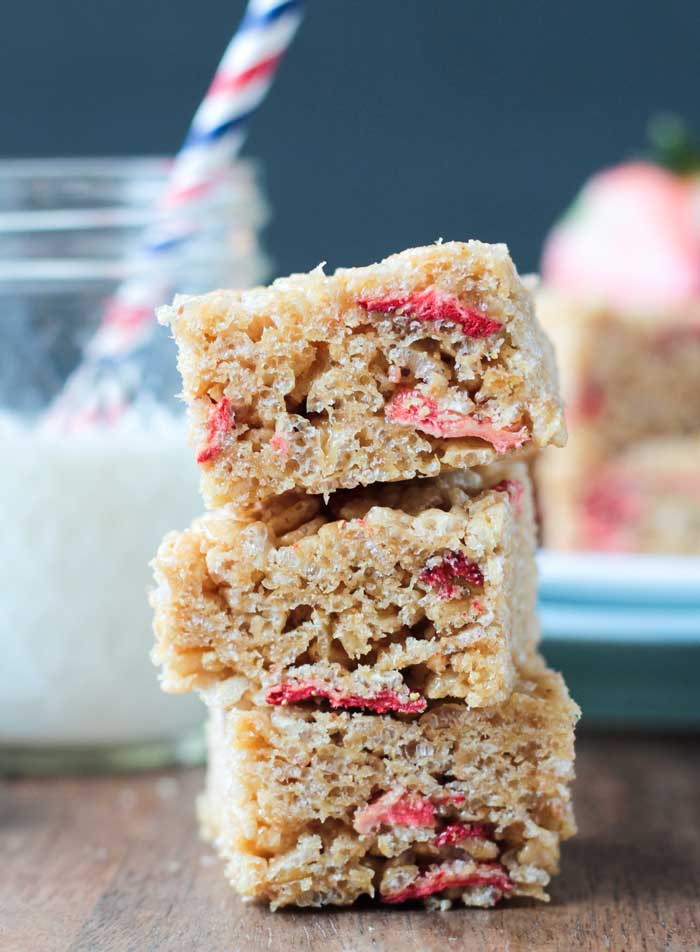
[164,0,303,211]
[54,0,303,423]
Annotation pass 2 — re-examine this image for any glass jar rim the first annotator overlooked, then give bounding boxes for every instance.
[0,155,266,285]
[0,155,259,179]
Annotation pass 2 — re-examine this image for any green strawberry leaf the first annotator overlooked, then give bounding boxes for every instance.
[646,114,700,174]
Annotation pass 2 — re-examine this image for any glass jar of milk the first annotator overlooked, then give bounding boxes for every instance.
[0,158,269,772]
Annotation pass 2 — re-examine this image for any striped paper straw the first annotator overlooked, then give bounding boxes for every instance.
[54,0,303,421]
[164,0,303,210]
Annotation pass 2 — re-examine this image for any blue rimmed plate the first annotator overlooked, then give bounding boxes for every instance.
[538,551,700,608]
[538,549,700,727]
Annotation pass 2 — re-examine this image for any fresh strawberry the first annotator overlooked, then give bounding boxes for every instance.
[542,160,700,311]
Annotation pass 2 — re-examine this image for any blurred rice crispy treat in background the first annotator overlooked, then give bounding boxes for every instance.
[536,287,700,553]
[538,430,700,553]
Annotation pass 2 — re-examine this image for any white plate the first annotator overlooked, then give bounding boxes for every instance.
[540,601,700,644]
[537,550,700,607]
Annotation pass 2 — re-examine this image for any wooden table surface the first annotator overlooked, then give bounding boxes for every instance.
[2,732,698,952]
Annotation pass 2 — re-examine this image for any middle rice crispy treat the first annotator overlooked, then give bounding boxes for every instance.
[151,464,538,711]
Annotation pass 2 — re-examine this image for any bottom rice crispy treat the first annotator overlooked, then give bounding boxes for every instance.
[199,657,578,910]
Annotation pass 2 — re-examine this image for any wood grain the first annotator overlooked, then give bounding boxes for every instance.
[1,733,699,952]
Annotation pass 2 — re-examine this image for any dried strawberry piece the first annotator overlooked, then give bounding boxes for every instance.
[421,790,467,812]
[270,434,289,457]
[332,689,425,713]
[492,478,524,515]
[570,380,605,422]
[655,322,700,351]
[196,397,233,464]
[265,681,318,705]
[437,790,467,806]
[580,474,642,552]
[419,550,484,600]
[358,288,502,338]
[433,822,490,848]
[354,789,436,835]
[265,681,426,715]
[386,389,529,454]
[382,861,513,904]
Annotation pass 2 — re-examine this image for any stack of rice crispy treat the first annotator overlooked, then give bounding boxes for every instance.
[151,241,579,910]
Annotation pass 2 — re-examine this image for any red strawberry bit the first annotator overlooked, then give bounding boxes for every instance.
[196,397,233,464]
[570,380,605,422]
[471,598,485,615]
[354,789,436,835]
[431,790,467,807]
[492,479,524,515]
[270,434,289,457]
[655,322,700,352]
[419,550,484,600]
[358,288,502,338]
[386,389,529,453]
[382,861,513,904]
[580,475,642,552]
[433,822,489,848]
[265,681,426,715]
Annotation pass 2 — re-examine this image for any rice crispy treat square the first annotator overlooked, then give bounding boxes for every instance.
[537,434,700,554]
[159,241,566,508]
[535,288,700,553]
[151,463,538,711]
[199,656,578,910]
[536,288,700,451]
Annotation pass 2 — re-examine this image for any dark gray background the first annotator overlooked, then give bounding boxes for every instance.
[2,0,698,276]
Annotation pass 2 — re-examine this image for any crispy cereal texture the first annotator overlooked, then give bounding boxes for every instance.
[199,656,579,910]
[151,464,538,710]
[159,242,566,508]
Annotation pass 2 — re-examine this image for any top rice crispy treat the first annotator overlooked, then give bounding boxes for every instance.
[159,241,566,508]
